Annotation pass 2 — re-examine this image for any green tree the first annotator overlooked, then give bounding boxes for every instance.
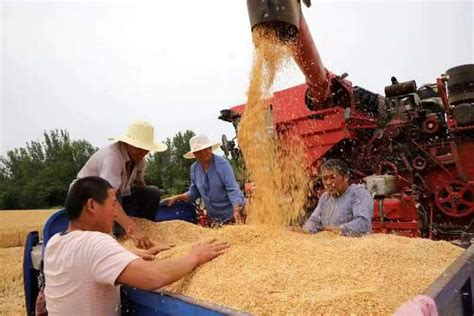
[227,156,246,185]
[0,130,96,209]
[145,130,195,196]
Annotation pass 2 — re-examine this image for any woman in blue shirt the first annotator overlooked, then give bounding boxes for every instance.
[161,135,245,224]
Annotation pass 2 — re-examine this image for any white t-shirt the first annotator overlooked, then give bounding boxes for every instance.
[73,142,146,196]
[44,230,139,315]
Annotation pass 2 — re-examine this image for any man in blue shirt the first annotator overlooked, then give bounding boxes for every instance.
[162,135,245,224]
[299,159,373,236]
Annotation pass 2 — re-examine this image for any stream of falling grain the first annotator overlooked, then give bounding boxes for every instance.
[238,26,311,226]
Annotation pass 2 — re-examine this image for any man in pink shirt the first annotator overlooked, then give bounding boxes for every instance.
[44,176,228,315]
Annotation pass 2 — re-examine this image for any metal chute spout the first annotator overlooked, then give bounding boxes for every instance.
[247,0,301,42]
[247,0,332,109]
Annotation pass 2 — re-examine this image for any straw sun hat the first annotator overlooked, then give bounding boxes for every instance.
[183,135,221,159]
[110,120,167,152]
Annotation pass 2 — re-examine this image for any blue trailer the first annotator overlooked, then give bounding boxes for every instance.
[23,205,473,315]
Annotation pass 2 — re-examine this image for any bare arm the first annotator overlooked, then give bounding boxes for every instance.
[115,202,139,233]
[115,201,155,249]
[117,239,228,290]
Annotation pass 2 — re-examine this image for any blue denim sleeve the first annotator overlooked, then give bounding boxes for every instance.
[218,159,244,206]
[186,165,200,202]
[303,196,325,233]
[339,187,373,236]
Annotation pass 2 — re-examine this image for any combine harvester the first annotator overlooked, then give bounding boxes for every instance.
[220,1,474,243]
[24,0,473,314]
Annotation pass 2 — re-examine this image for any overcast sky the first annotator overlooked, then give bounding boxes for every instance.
[1,0,473,156]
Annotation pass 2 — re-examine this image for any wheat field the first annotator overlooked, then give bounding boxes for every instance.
[0,210,57,248]
[0,247,24,315]
[0,210,57,315]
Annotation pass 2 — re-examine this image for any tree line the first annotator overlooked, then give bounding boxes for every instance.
[0,129,199,210]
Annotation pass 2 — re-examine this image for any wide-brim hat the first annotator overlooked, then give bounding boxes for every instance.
[110,120,167,153]
[184,135,221,159]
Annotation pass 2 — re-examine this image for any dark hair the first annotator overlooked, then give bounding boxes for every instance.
[321,159,350,177]
[65,176,113,221]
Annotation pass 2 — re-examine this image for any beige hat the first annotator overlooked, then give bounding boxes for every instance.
[111,120,167,152]
[183,135,221,159]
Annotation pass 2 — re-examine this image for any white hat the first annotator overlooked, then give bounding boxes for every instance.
[183,135,221,159]
[110,120,167,152]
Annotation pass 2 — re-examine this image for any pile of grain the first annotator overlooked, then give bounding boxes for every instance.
[0,210,56,248]
[238,26,311,227]
[124,219,463,314]
[0,247,25,315]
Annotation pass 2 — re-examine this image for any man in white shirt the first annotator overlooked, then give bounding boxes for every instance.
[45,176,228,315]
[73,120,167,249]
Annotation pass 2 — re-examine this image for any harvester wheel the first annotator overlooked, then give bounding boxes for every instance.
[435,181,474,217]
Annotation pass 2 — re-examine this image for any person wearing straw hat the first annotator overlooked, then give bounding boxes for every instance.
[72,120,167,248]
[161,134,245,225]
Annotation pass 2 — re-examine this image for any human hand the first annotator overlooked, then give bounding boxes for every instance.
[160,196,178,207]
[323,226,341,234]
[233,206,243,225]
[131,248,157,261]
[148,243,175,254]
[189,239,229,265]
[129,229,156,249]
[131,242,175,260]
[289,226,306,233]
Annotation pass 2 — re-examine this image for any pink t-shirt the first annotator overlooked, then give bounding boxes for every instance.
[44,231,139,315]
